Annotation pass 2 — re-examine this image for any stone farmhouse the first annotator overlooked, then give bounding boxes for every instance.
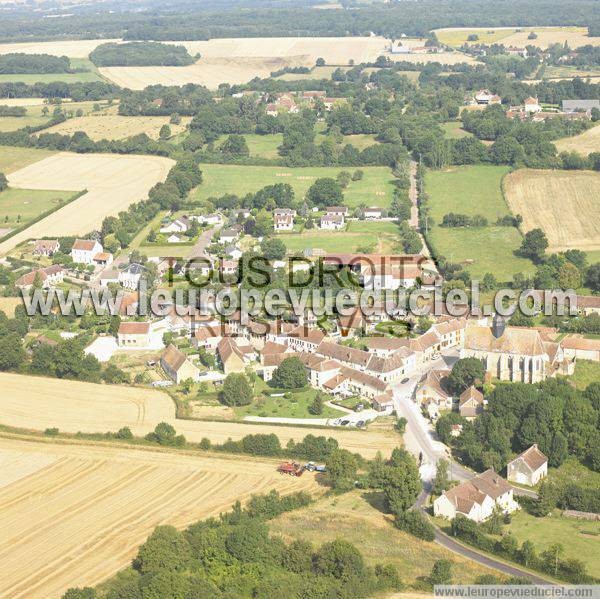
[15,264,64,290]
[160,343,200,383]
[458,386,484,419]
[320,214,344,230]
[117,321,151,347]
[416,369,452,419]
[434,469,519,522]
[507,444,548,487]
[274,212,294,231]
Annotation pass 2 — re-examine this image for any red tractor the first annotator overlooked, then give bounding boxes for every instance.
[277,462,305,477]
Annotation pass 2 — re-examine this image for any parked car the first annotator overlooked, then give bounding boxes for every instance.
[401,377,409,384]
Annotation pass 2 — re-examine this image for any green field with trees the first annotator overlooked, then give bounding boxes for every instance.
[0,187,78,229]
[191,164,395,209]
[425,164,535,281]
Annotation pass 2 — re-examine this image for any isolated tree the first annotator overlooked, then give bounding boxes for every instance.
[429,559,453,585]
[447,358,484,395]
[170,112,181,125]
[220,373,253,406]
[432,459,450,495]
[379,448,422,515]
[327,448,358,491]
[270,356,307,389]
[519,228,548,261]
[315,57,326,66]
[519,540,537,568]
[308,392,324,415]
[0,172,8,192]
[261,237,286,261]
[159,124,171,140]
[220,134,249,157]
[586,262,600,293]
[314,539,365,580]
[306,177,343,208]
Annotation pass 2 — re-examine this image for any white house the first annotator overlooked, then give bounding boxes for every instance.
[15,264,64,289]
[325,206,348,217]
[320,214,344,230]
[219,228,240,244]
[507,444,548,487]
[363,207,383,220]
[434,469,519,522]
[474,89,501,105]
[160,216,190,234]
[118,263,146,290]
[274,213,294,231]
[117,321,151,347]
[167,234,183,243]
[524,96,542,114]
[71,239,103,265]
[192,213,222,226]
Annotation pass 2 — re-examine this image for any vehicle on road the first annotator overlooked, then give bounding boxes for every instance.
[401,377,410,384]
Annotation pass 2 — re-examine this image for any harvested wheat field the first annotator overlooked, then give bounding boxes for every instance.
[100,36,392,89]
[554,124,600,156]
[0,373,400,458]
[0,436,319,598]
[0,152,173,256]
[0,38,122,58]
[504,168,600,252]
[43,114,191,141]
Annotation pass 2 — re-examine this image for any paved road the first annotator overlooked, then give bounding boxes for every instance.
[186,224,220,260]
[432,526,552,584]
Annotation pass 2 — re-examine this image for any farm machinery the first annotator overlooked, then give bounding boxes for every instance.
[277,462,327,476]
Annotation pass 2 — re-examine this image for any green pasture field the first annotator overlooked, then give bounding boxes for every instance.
[504,509,600,578]
[277,220,399,254]
[0,146,55,174]
[441,121,473,139]
[192,163,395,208]
[0,188,78,228]
[569,359,600,390]
[0,58,103,85]
[425,164,534,281]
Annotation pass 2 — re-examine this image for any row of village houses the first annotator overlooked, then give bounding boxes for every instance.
[143,305,599,417]
[273,206,385,232]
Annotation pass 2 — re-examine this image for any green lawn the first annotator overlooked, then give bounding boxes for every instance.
[234,385,344,419]
[215,133,283,160]
[0,188,78,229]
[569,359,600,390]
[341,133,380,150]
[192,164,395,208]
[0,115,50,132]
[278,220,399,254]
[275,66,341,81]
[441,121,473,139]
[504,510,600,578]
[425,165,535,282]
[0,146,55,174]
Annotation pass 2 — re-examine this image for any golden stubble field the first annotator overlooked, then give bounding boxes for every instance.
[504,168,600,252]
[0,152,174,256]
[0,39,121,58]
[0,373,400,458]
[554,124,600,156]
[0,436,319,598]
[43,114,192,141]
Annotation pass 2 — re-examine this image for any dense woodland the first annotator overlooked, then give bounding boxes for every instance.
[0,53,72,74]
[89,42,196,67]
[0,0,598,42]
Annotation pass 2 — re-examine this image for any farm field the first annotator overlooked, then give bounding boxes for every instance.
[43,114,191,141]
[554,123,600,156]
[389,51,476,65]
[270,490,498,587]
[0,38,122,58]
[0,296,20,316]
[0,151,174,256]
[278,220,399,254]
[504,168,600,252]
[0,188,78,228]
[0,436,318,598]
[0,373,400,458]
[0,115,50,132]
[435,26,600,50]
[425,165,535,281]
[275,65,341,81]
[99,36,394,89]
[503,510,600,577]
[543,66,600,80]
[0,145,56,174]
[215,133,283,159]
[0,71,101,85]
[192,163,394,208]
[441,121,473,139]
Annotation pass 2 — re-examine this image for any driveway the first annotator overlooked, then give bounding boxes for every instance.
[186,224,220,260]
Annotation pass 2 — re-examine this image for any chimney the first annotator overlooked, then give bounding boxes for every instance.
[492,313,507,339]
